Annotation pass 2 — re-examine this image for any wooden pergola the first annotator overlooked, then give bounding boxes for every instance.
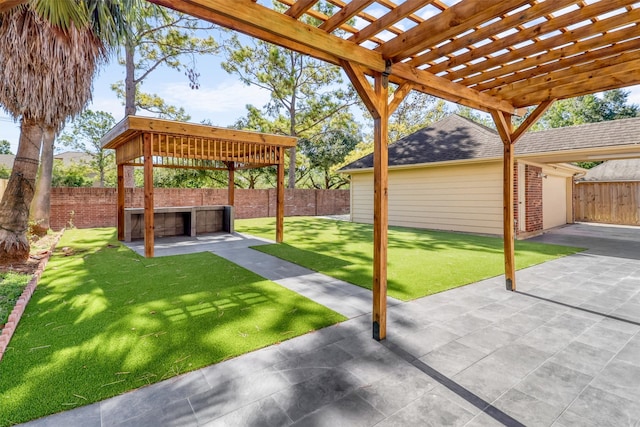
[148,0,640,340]
[101,116,297,257]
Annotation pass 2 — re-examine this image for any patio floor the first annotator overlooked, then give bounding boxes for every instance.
[21,223,640,426]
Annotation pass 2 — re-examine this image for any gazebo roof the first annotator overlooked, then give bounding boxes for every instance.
[150,0,640,115]
[101,115,296,170]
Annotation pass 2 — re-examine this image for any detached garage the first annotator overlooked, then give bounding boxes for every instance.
[340,114,640,237]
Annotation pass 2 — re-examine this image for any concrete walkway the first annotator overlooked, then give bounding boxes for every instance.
[22,224,640,426]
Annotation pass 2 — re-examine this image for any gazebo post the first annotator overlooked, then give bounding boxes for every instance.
[276,149,284,243]
[117,163,125,241]
[227,162,235,206]
[143,133,154,258]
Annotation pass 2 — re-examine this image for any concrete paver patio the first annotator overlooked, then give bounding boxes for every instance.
[21,223,640,426]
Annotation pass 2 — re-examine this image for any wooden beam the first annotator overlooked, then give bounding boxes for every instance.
[117,163,125,241]
[491,110,515,291]
[319,0,375,33]
[148,0,519,116]
[227,162,235,206]
[372,73,389,341]
[341,60,383,118]
[342,61,392,340]
[388,82,414,116]
[393,62,521,115]
[150,0,387,72]
[276,150,285,243]
[349,0,433,44]
[379,0,531,62]
[143,133,155,258]
[511,99,555,144]
[510,67,640,107]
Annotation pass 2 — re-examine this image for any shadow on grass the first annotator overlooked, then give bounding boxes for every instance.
[0,228,345,426]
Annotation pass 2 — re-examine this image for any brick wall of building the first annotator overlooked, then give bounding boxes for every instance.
[49,188,350,230]
[525,164,543,232]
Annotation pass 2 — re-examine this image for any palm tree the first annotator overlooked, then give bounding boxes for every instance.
[0,2,122,261]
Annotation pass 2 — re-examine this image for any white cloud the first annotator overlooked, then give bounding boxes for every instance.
[159,80,272,123]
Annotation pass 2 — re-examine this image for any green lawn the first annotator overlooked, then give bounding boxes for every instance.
[0,272,30,325]
[236,217,583,301]
[0,228,345,426]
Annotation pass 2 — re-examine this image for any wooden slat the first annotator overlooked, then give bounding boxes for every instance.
[285,0,317,18]
[349,0,433,44]
[319,0,376,33]
[476,37,640,93]
[379,0,531,62]
[453,12,640,85]
[423,0,633,74]
[410,0,578,68]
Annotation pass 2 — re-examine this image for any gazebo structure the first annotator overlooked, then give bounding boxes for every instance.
[101,116,297,258]
[142,0,639,340]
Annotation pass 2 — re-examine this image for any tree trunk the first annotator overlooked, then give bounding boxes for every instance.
[123,36,137,187]
[30,126,55,236]
[287,147,296,189]
[0,118,43,264]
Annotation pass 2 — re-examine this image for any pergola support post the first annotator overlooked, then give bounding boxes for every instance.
[143,133,154,258]
[342,60,410,341]
[227,162,235,206]
[276,148,285,243]
[491,99,555,291]
[117,163,125,241]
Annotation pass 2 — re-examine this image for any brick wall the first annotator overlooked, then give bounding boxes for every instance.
[49,188,350,230]
[525,164,543,232]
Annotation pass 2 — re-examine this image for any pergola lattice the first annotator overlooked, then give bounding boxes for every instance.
[101,116,296,257]
[145,0,640,340]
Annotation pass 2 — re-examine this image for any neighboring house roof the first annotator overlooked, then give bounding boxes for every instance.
[0,154,14,169]
[578,159,640,182]
[54,151,93,166]
[341,114,640,172]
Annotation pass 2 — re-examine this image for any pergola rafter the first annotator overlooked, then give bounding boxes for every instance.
[140,0,640,341]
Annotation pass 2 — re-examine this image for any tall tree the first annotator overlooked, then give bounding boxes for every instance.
[0,2,121,260]
[299,127,360,189]
[388,92,449,142]
[221,35,359,189]
[58,110,116,187]
[537,89,639,129]
[0,139,12,155]
[112,1,217,117]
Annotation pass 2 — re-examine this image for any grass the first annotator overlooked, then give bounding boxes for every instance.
[0,228,345,426]
[236,217,584,301]
[0,272,30,325]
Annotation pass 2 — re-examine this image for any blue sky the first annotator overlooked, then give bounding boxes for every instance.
[0,48,274,153]
[3,26,640,154]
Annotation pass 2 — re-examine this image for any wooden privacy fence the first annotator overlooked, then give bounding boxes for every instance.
[574,181,640,226]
